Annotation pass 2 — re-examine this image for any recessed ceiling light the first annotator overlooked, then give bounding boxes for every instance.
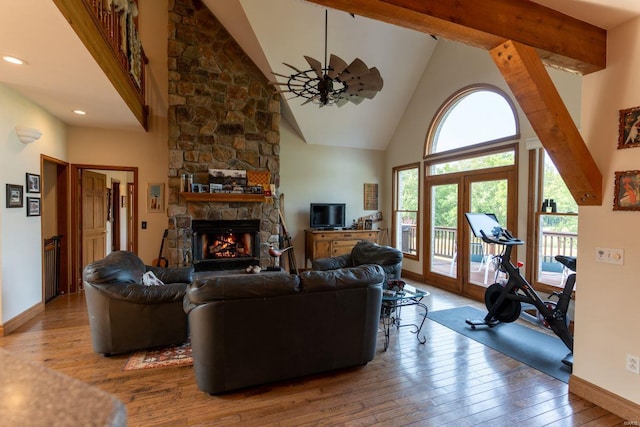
[2,55,27,65]
[73,110,87,115]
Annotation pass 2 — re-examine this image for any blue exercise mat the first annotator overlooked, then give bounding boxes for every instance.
[428,306,571,383]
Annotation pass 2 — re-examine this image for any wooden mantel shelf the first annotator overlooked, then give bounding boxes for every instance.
[180,192,272,203]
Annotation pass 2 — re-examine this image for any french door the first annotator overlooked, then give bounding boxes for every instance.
[424,168,517,300]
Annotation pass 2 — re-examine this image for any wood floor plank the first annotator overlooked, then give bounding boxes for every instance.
[0,281,628,426]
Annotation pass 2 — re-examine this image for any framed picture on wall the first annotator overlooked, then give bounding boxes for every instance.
[6,184,23,208]
[147,183,164,213]
[26,197,41,216]
[364,183,378,210]
[618,106,640,149]
[26,173,40,193]
[613,170,640,211]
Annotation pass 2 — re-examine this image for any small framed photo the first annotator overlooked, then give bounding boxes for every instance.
[613,170,640,211]
[618,106,640,149]
[6,184,24,208]
[26,173,40,193]
[26,197,41,216]
[147,183,165,213]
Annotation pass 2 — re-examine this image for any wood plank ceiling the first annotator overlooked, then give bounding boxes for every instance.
[307,0,605,205]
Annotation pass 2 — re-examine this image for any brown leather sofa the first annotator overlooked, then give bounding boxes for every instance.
[184,264,384,394]
[83,251,193,356]
[311,240,403,282]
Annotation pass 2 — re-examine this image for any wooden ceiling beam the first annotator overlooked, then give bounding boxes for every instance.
[306,0,606,75]
[490,41,601,205]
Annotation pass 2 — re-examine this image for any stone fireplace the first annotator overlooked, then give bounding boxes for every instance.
[165,0,281,269]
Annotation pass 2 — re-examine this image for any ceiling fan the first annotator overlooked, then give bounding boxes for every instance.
[271,10,383,107]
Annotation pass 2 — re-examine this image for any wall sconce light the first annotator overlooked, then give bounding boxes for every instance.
[15,126,42,144]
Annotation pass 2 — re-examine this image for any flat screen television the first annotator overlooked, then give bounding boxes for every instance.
[310,203,346,230]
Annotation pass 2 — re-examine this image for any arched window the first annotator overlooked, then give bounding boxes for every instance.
[426,84,519,160]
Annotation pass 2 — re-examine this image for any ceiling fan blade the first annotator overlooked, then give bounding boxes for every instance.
[272,72,295,79]
[344,86,379,97]
[283,62,303,73]
[335,97,349,107]
[327,54,348,79]
[347,95,365,105]
[304,56,323,79]
[338,58,369,80]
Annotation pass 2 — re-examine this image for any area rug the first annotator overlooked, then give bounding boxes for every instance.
[122,341,192,371]
[427,306,571,383]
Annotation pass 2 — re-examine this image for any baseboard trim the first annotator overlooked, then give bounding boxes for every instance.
[569,374,640,420]
[401,269,423,282]
[1,302,44,336]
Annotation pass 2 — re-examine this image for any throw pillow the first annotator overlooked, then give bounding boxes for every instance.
[142,271,165,286]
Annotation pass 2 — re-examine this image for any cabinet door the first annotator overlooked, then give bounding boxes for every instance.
[314,240,332,259]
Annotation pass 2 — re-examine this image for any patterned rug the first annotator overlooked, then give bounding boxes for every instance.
[122,341,192,371]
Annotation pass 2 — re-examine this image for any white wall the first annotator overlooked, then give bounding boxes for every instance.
[280,120,386,268]
[0,83,68,324]
[385,39,581,276]
[68,0,168,264]
[577,16,640,404]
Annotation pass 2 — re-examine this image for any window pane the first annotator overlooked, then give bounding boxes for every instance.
[542,152,578,213]
[434,90,517,153]
[538,214,578,288]
[398,168,418,211]
[396,211,417,255]
[431,151,514,175]
[431,183,458,278]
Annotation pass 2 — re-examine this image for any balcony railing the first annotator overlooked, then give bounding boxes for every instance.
[53,0,148,129]
[85,0,146,99]
[429,226,577,272]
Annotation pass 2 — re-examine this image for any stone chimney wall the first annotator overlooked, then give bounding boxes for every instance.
[167,0,281,267]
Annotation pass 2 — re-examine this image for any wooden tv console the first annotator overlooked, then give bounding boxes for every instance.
[304,229,379,267]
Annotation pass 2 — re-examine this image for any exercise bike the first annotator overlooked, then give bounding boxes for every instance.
[464,213,576,367]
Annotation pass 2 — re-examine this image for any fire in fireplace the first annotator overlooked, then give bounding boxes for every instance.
[192,219,260,271]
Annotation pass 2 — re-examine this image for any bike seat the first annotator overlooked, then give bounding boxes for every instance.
[555,255,576,272]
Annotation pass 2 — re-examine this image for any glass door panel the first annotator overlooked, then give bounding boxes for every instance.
[430,183,459,279]
[463,172,514,300]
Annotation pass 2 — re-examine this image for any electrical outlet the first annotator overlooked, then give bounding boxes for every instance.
[595,247,624,265]
[626,354,639,374]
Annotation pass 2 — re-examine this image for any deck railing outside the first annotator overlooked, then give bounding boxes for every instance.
[410,225,577,272]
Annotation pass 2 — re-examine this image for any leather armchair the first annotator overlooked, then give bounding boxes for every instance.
[83,251,193,356]
[311,240,403,281]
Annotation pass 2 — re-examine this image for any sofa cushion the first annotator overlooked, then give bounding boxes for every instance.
[83,251,145,285]
[351,241,402,267]
[187,273,300,304]
[300,264,385,293]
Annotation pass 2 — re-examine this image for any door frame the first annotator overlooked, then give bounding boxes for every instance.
[423,166,517,300]
[70,164,138,291]
[41,155,71,296]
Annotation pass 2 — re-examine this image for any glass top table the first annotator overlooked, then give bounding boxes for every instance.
[380,284,429,351]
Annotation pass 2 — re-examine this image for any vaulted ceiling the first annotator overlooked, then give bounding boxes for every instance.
[1,0,640,151]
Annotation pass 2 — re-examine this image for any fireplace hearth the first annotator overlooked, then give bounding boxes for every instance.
[192,219,260,272]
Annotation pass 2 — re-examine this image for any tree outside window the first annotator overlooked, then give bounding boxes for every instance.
[393,164,419,258]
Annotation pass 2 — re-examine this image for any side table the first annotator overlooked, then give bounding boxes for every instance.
[380,284,429,351]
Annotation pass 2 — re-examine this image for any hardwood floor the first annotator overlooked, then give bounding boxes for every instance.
[0,280,627,426]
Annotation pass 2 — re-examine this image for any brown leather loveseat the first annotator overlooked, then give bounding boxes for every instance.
[83,251,193,356]
[311,240,403,281]
[184,264,384,394]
